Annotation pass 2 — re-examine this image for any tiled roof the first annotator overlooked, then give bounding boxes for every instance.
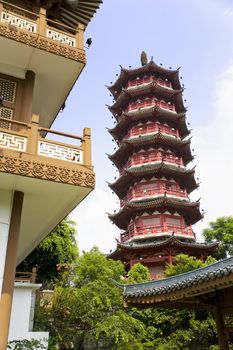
[48,0,103,28]
[108,84,185,115]
[108,109,189,140]
[109,196,202,229]
[107,61,181,94]
[122,257,233,301]
[117,236,218,251]
[108,133,193,168]
[108,163,197,197]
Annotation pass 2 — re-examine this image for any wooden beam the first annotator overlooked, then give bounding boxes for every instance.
[214,306,229,350]
[0,191,24,350]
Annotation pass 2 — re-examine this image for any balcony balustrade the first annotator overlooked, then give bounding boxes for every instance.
[0,1,84,58]
[126,98,175,113]
[120,152,183,170]
[127,76,172,89]
[120,186,188,206]
[120,224,193,242]
[15,268,37,284]
[125,122,179,139]
[0,114,91,167]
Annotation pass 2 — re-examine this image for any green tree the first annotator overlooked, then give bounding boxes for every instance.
[164,254,216,277]
[7,339,46,350]
[129,254,218,350]
[17,218,78,288]
[35,248,145,349]
[127,263,151,283]
[203,216,233,258]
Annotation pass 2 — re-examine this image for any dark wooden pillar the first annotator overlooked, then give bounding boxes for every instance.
[0,191,24,350]
[214,306,229,350]
[21,70,35,123]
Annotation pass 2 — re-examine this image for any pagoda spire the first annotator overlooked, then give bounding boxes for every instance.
[141,51,148,66]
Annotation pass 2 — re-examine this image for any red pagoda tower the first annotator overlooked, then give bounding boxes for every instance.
[107,53,217,279]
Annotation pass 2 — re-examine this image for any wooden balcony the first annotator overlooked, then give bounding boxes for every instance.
[0,114,93,186]
[120,224,194,242]
[121,152,184,171]
[15,268,37,284]
[127,76,172,90]
[126,122,179,139]
[0,1,85,63]
[0,114,94,263]
[126,98,175,113]
[120,187,188,206]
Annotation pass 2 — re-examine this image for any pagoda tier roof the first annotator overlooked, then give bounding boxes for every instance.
[108,83,185,116]
[108,196,202,230]
[108,163,198,198]
[109,236,218,260]
[108,109,189,141]
[122,256,233,309]
[108,133,193,168]
[107,61,181,96]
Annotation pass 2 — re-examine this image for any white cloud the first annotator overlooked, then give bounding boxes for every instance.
[192,63,233,238]
[223,8,233,17]
[70,187,119,253]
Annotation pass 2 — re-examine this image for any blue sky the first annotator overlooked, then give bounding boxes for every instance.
[53,0,233,253]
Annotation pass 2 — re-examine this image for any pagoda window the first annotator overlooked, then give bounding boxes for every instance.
[142,216,161,227]
[165,216,182,226]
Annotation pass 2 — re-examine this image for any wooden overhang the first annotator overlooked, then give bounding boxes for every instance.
[108,84,185,116]
[122,257,233,309]
[121,257,233,350]
[108,109,189,141]
[108,133,193,168]
[109,237,218,260]
[107,60,182,97]
[108,163,198,198]
[108,196,203,230]
[29,0,103,29]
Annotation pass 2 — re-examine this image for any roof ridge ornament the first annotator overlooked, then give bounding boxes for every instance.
[141,51,148,66]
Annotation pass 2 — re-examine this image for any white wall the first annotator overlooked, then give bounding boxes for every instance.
[9,282,49,349]
[0,190,13,294]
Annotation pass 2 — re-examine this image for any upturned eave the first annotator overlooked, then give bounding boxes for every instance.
[108,109,189,140]
[109,133,193,168]
[108,61,181,96]
[109,196,202,230]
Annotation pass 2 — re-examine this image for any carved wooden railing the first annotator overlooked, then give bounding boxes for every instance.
[0,1,84,50]
[0,114,92,167]
[15,267,37,283]
[120,225,194,242]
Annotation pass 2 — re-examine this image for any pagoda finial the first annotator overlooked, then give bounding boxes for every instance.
[141,51,148,66]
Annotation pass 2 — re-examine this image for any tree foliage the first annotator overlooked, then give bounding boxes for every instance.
[127,263,151,284]
[17,218,78,288]
[203,216,233,258]
[34,249,220,349]
[35,248,145,349]
[164,254,216,277]
[7,339,47,350]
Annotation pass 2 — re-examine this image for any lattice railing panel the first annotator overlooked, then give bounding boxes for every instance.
[0,78,16,103]
[46,29,76,47]
[0,108,13,129]
[38,141,82,163]
[0,132,27,152]
[1,11,37,33]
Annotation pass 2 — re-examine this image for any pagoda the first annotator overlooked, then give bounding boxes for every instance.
[107,53,217,279]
